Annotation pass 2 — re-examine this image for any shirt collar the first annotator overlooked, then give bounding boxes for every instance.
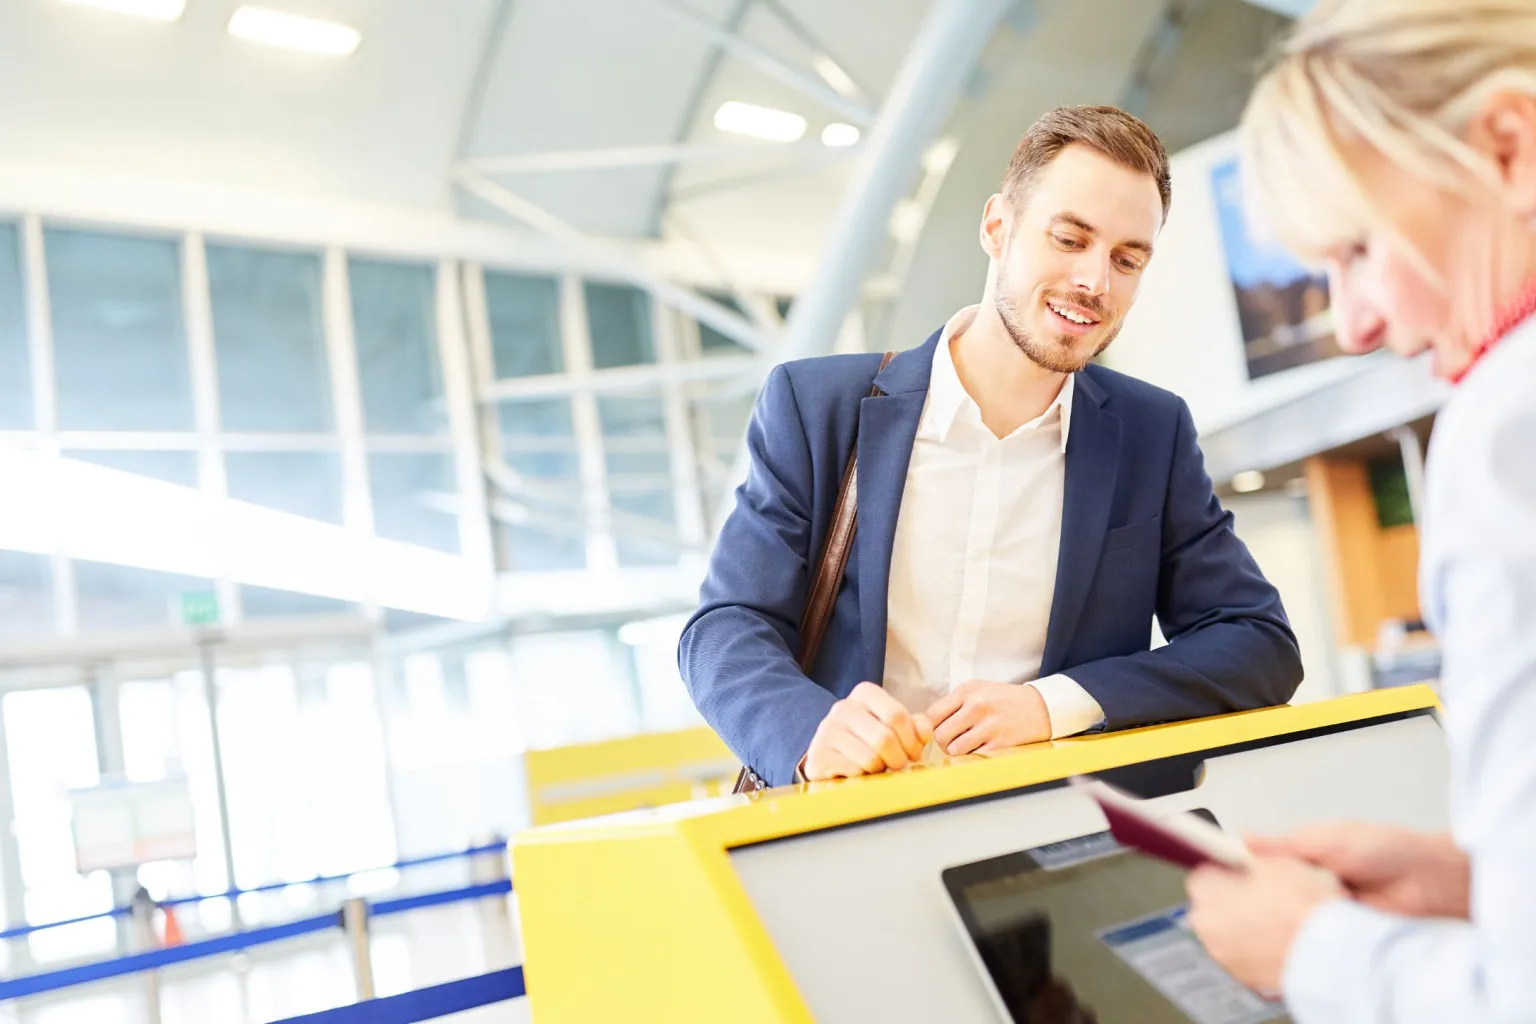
[920,305,1075,452]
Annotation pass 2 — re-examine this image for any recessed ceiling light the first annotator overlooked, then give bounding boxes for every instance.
[888,198,925,242]
[811,55,859,99]
[923,137,960,176]
[820,123,860,148]
[1231,470,1266,493]
[713,101,806,143]
[228,6,361,56]
[60,0,186,21]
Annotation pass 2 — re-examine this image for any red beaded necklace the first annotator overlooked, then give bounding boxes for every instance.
[1450,274,1536,384]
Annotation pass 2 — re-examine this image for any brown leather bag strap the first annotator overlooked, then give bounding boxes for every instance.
[733,351,895,793]
[794,350,895,673]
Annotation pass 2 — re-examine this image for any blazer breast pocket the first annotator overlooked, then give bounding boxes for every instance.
[1101,515,1162,555]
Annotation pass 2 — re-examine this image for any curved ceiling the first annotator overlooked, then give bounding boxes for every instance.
[456,0,936,240]
[0,0,498,207]
[0,0,1288,292]
[0,0,930,239]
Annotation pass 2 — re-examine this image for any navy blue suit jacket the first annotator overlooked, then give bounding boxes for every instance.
[679,331,1302,785]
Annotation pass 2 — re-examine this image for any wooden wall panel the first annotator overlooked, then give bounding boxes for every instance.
[1304,457,1421,648]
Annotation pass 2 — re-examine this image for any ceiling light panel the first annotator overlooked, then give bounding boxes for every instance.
[228,6,361,56]
[713,101,807,143]
[60,0,186,21]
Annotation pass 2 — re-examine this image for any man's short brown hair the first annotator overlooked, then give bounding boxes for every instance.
[1002,105,1172,220]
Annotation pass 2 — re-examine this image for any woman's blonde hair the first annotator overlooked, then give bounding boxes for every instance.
[1241,0,1536,269]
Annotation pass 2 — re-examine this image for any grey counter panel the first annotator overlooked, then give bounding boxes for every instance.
[729,714,1449,1023]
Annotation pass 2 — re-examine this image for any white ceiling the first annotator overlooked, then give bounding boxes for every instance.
[657,0,933,252]
[459,0,738,237]
[456,0,938,239]
[0,0,497,207]
[0,0,1288,286]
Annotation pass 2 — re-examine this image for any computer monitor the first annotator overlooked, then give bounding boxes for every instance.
[941,826,1291,1024]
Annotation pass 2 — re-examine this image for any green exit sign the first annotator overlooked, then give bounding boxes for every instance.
[179,591,221,627]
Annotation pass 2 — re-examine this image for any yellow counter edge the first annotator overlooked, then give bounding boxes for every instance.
[513,686,1440,1022]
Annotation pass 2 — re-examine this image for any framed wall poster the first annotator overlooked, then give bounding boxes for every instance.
[1210,156,1342,379]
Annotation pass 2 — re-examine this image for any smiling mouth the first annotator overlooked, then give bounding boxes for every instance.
[1046,298,1101,328]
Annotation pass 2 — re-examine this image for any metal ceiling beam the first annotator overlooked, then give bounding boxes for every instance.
[0,616,375,672]
[454,170,775,352]
[485,496,599,540]
[657,209,783,329]
[418,489,685,535]
[416,489,598,547]
[487,495,685,550]
[1119,0,1210,118]
[482,459,691,550]
[479,354,762,403]
[759,0,874,104]
[667,145,854,202]
[714,0,1019,521]
[773,0,1016,364]
[1240,0,1312,15]
[451,0,517,163]
[461,141,853,176]
[639,0,877,127]
[647,0,754,239]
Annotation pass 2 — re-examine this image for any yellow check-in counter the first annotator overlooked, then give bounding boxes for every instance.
[523,726,739,826]
[513,686,1446,1023]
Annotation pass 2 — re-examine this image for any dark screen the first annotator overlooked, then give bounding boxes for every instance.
[944,830,1290,1024]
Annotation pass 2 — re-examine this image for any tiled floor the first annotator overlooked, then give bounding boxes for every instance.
[0,898,528,1023]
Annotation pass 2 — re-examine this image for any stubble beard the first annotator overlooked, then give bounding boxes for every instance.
[994,277,1120,374]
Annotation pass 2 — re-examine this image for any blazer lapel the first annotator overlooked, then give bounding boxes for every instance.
[855,332,937,686]
[1040,372,1121,676]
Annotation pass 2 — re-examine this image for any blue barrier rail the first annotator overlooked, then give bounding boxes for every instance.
[0,877,516,1004]
[269,967,526,1024]
[160,841,510,911]
[0,840,508,941]
[0,907,131,943]
[371,878,512,919]
[0,911,340,1002]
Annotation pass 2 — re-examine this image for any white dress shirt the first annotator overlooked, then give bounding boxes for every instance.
[1282,318,1536,1021]
[883,306,1106,738]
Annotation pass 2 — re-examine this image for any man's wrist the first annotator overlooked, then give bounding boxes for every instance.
[1026,674,1105,739]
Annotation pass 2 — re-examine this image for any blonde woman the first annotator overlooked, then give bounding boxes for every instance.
[1183,0,1536,1020]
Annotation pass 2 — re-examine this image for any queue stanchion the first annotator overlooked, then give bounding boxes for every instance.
[340,897,375,1001]
[469,834,508,913]
[468,835,502,887]
[469,834,513,964]
[128,888,163,1024]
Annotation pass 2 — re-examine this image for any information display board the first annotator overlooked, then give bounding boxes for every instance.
[71,777,197,872]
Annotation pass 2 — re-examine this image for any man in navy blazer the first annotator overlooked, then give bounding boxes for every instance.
[680,106,1302,787]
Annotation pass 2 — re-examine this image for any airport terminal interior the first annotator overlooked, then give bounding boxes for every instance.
[0,0,1458,1021]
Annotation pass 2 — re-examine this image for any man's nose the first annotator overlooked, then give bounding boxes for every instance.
[1070,253,1110,296]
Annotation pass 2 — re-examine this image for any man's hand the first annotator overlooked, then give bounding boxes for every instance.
[1186,856,1344,993]
[926,681,1052,756]
[802,682,934,781]
[1248,823,1470,919]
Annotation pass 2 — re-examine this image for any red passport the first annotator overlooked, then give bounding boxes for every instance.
[1071,777,1251,871]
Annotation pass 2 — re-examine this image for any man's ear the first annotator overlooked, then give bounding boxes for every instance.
[980,193,1010,260]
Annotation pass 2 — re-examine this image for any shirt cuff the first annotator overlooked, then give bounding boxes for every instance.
[1027,674,1106,738]
[1282,898,1400,1022]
